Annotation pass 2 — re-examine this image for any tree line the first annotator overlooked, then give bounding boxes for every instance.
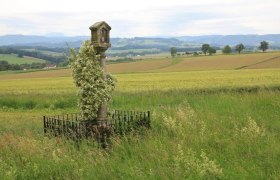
[170,41,270,57]
[0,60,47,71]
[221,41,269,54]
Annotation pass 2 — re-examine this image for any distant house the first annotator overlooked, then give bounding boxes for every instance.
[43,64,57,69]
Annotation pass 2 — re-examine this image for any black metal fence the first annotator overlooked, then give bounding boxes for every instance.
[43,110,151,141]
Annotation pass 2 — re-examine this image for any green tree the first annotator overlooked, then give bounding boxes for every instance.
[208,47,216,55]
[0,61,9,71]
[193,52,199,56]
[17,53,23,58]
[201,44,210,55]
[222,45,232,54]
[259,41,269,52]
[235,43,245,54]
[170,47,177,58]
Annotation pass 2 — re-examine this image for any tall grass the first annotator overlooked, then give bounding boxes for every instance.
[0,90,279,179]
[0,68,280,179]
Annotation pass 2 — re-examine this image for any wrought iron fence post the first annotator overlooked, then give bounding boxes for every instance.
[43,116,46,135]
[147,111,151,128]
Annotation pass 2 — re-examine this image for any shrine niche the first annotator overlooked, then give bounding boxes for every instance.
[89,21,111,50]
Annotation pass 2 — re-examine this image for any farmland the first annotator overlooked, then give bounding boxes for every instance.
[20,49,65,57]
[159,51,280,72]
[0,52,280,179]
[0,54,46,64]
[0,51,279,80]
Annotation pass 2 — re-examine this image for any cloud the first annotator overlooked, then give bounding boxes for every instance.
[0,0,279,36]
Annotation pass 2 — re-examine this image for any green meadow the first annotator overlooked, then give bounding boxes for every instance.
[0,54,280,179]
[0,54,46,64]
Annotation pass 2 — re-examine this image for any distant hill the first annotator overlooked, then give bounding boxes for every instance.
[0,34,280,50]
[177,34,280,47]
[0,35,87,47]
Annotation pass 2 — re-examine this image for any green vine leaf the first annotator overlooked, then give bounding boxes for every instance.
[69,40,116,120]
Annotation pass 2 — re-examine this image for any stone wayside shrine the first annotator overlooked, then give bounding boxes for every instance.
[43,21,151,148]
[89,21,111,123]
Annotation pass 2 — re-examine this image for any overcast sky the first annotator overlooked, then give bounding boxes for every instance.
[0,0,279,37]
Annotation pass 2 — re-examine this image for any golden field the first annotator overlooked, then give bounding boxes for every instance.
[0,69,279,95]
[159,52,280,72]
[0,52,279,80]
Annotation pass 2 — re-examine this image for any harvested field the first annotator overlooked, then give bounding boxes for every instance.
[0,68,71,80]
[107,59,171,73]
[0,52,280,81]
[158,52,280,72]
[245,56,280,69]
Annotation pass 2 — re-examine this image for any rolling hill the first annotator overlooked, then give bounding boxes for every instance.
[1,34,280,49]
[0,52,279,80]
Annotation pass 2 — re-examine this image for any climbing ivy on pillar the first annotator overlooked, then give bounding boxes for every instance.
[69,40,116,120]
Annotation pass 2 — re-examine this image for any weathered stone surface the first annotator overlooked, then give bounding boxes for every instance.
[90,21,111,50]
[89,21,111,122]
